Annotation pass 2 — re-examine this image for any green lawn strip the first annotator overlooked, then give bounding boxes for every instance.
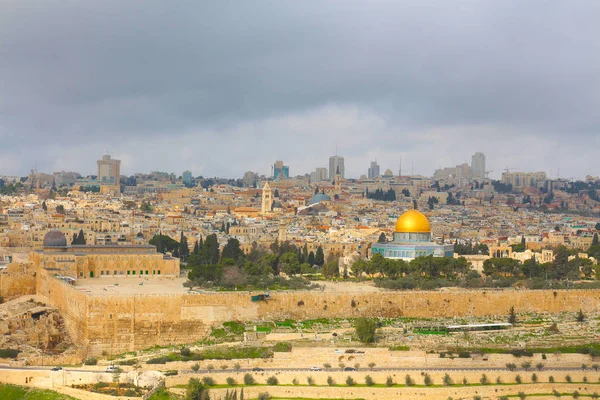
[147,388,184,400]
[174,381,600,390]
[0,384,78,400]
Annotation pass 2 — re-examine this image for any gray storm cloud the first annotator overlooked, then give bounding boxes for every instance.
[0,1,599,178]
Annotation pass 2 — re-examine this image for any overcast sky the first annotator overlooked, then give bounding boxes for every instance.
[1,1,599,179]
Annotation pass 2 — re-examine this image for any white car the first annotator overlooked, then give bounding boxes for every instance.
[105,365,119,372]
[310,366,321,371]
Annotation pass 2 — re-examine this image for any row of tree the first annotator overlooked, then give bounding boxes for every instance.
[351,253,472,279]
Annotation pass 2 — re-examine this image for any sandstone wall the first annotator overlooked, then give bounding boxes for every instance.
[37,269,89,355]
[0,271,36,298]
[44,285,600,355]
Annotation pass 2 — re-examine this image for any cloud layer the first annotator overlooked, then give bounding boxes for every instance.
[1,1,599,178]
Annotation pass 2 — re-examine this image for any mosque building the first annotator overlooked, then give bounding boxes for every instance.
[371,208,454,260]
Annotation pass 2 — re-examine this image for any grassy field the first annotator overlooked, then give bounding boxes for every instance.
[147,388,184,399]
[0,384,78,400]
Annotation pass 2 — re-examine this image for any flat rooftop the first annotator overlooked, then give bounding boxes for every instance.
[74,276,189,296]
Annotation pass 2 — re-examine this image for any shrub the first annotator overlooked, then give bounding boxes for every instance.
[257,393,271,400]
[307,377,315,386]
[515,375,522,384]
[507,363,517,371]
[323,363,331,369]
[365,375,374,386]
[583,376,588,383]
[553,389,561,397]
[339,363,345,370]
[405,375,414,386]
[354,318,378,343]
[207,364,215,371]
[180,347,191,357]
[368,362,376,369]
[147,356,171,364]
[423,373,433,386]
[220,364,228,370]
[531,373,538,383]
[292,378,299,385]
[474,396,482,400]
[549,376,555,383]
[202,376,216,386]
[354,363,360,370]
[463,377,468,385]
[542,353,547,360]
[521,361,532,370]
[346,376,355,386]
[565,375,572,383]
[518,392,526,400]
[234,363,241,370]
[496,377,502,384]
[443,373,452,386]
[591,392,598,399]
[84,357,98,365]
[117,359,136,366]
[273,342,292,352]
[536,362,544,371]
[191,363,200,372]
[581,364,588,370]
[573,391,580,399]
[327,376,335,386]
[266,376,278,385]
[386,376,394,387]
[226,377,236,386]
[244,373,256,385]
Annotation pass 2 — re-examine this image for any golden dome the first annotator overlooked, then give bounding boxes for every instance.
[394,209,431,233]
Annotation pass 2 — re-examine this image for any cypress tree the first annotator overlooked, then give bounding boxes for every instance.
[315,246,325,266]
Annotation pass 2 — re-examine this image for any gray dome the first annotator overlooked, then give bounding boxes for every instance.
[309,193,332,205]
[43,230,67,247]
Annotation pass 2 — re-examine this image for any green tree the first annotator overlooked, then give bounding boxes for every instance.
[187,378,211,400]
[179,232,190,260]
[354,318,378,343]
[315,246,325,266]
[307,251,315,265]
[576,309,585,323]
[592,233,599,246]
[508,306,517,324]
[377,232,387,243]
[56,204,65,214]
[42,201,47,211]
[221,238,244,263]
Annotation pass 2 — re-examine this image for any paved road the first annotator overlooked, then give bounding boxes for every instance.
[1,365,591,375]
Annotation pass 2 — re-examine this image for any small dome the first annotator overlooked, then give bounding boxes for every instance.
[309,193,332,205]
[43,230,67,247]
[394,209,431,233]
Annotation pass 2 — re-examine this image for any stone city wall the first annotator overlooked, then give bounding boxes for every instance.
[0,271,36,298]
[37,269,89,352]
[75,288,600,354]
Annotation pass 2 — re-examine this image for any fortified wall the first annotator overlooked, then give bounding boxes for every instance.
[37,279,600,356]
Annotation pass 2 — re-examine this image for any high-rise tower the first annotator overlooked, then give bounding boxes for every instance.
[471,152,486,179]
[329,155,344,181]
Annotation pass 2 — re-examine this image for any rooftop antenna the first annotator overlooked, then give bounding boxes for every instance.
[399,157,402,177]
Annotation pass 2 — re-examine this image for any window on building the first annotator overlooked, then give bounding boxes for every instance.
[101,271,104,275]
[113,270,116,275]
[145,270,149,275]
[140,270,143,275]
[127,270,130,275]
[157,270,161,275]
[132,270,135,274]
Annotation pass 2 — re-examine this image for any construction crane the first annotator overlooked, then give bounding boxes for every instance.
[484,170,493,179]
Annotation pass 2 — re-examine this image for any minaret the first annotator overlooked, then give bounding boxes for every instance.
[334,166,342,194]
[261,182,273,214]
